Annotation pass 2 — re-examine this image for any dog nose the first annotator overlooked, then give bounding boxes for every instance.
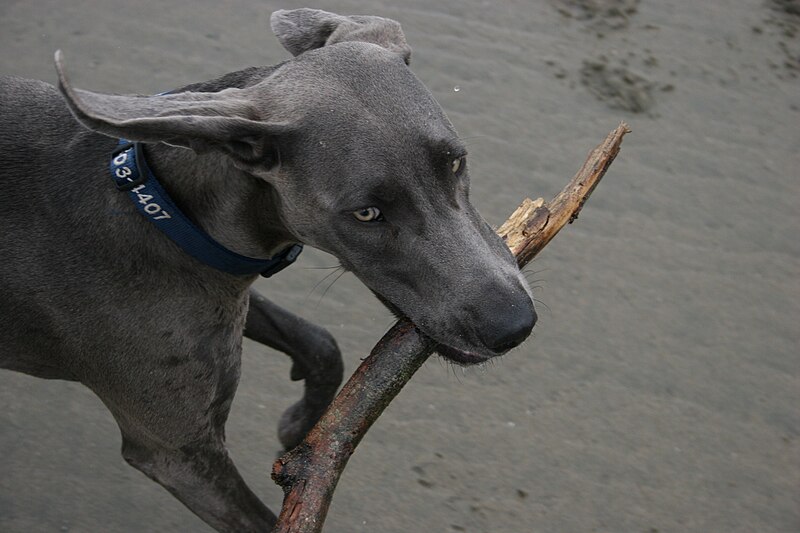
[479,299,537,354]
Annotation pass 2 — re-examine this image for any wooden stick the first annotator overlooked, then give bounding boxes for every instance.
[270,122,631,533]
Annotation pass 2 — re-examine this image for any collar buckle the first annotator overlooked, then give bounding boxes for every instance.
[260,244,304,278]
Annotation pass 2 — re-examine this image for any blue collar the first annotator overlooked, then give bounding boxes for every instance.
[110,140,302,277]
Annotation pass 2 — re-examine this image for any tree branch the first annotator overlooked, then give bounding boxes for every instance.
[271,122,631,533]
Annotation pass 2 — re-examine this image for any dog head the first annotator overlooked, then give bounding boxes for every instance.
[56,8,536,365]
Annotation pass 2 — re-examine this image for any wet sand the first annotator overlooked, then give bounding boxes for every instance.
[1,1,798,531]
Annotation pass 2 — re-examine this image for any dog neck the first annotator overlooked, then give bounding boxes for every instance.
[139,141,298,265]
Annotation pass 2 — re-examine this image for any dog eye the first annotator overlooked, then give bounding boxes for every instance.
[451,156,466,176]
[353,207,383,222]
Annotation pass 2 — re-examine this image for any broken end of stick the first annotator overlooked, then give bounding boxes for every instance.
[497,198,550,261]
[272,442,310,495]
[499,122,630,268]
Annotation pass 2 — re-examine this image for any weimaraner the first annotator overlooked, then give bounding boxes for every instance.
[0,8,535,531]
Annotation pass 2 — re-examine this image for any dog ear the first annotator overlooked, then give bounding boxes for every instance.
[270,8,412,65]
[54,51,288,167]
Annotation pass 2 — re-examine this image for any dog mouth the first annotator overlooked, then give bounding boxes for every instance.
[434,343,496,366]
[369,290,501,366]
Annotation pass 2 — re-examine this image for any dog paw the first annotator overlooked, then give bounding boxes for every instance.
[278,399,323,450]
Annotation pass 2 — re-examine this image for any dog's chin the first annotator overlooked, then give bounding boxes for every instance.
[435,343,496,366]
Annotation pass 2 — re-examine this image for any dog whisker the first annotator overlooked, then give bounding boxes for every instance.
[303,265,344,270]
[533,298,551,314]
[307,267,344,299]
[315,268,347,308]
[457,134,489,149]
[522,267,549,276]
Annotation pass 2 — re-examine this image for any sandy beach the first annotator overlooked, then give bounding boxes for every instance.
[1,0,798,531]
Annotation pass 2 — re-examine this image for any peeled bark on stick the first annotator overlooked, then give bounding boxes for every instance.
[271,122,631,533]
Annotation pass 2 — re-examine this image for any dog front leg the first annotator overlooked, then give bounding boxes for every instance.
[244,288,344,449]
[121,436,276,532]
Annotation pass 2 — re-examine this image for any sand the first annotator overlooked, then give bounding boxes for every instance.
[1,0,798,531]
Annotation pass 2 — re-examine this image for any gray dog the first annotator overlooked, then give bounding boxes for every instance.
[0,8,535,532]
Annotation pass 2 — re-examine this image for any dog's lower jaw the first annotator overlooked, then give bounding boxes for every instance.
[434,343,498,366]
[370,292,508,366]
